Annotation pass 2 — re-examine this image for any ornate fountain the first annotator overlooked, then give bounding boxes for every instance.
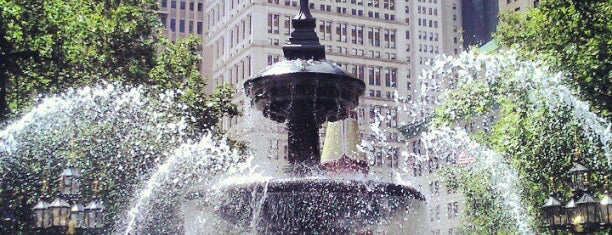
[211,0,426,233]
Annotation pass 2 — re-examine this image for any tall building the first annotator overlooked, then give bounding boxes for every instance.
[159,0,466,232]
[157,0,207,74]
[499,0,538,13]
[461,0,498,47]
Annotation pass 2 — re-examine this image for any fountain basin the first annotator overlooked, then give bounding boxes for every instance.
[208,178,425,234]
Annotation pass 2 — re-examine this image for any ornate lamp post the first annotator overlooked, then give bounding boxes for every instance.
[84,180,106,233]
[542,163,611,234]
[32,167,105,234]
[542,192,565,230]
[48,197,70,232]
[601,188,612,229]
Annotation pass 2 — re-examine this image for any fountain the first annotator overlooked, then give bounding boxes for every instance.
[186,0,426,233]
[3,1,606,234]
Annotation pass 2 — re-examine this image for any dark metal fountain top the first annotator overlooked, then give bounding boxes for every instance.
[282,0,325,60]
[244,0,365,174]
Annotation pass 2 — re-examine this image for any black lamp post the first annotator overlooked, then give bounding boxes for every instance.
[84,200,105,232]
[32,168,105,234]
[49,197,70,232]
[542,193,565,230]
[601,189,612,229]
[542,163,611,234]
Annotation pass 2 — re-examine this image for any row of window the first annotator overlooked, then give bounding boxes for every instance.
[418,44,440,55]
[371,147,400,167]
[318,21,397,48]
[161,15,203,34]
[160,0,204,11]
[212,15,252,61]
[368,89,396,101]
[208,0,251,30]
[427,202,459,223]
[431,228,457,235]
[417,30,440,42]
[417,18,439,28]
[425,179,458,195]
[362,105,399,128]
[417,5,438,16]
[224,56,252,87]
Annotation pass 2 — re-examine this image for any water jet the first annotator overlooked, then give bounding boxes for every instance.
[203,0,427,233]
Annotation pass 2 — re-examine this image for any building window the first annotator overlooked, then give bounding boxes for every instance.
[160,15,167,27]
[268,14,280,34]
[198,2,203,11]
[429,181,439,195]
[170,18,176,31]
[284,16,291,35]
[180,1,186,10]
[196,22,202,34]
[161,0,167,8]
[171,0,176,8]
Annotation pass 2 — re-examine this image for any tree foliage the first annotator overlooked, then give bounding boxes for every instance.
[0,0,159,117]
[0,0,239,233]
[495,0,612,119]
[430,50,611,233]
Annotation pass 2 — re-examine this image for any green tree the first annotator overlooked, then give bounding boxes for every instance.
[495,0,612,119]
[149,36,239,131]
[0,0,240,233]
[0,0,158,119]
[429,50,610,233]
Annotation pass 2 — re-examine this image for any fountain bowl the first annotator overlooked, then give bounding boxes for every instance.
[244,60,365,125]
[204,178,425,234]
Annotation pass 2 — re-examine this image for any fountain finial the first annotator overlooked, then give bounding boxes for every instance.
[283,0,325,60]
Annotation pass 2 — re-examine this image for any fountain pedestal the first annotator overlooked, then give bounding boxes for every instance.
[198,0,427,233]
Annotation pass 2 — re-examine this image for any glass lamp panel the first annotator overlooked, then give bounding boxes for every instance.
[553,207,564,226]
[601,194,611,225]
[71,180,80,195]
[604,203,611,225]
[77,212,84,227]
[87,211,96,229]
[63,176,72,195]
[52,207,61,226]
[34,210,43,228]
[60,207,69,226]
[96,212,104,228]
[44,209,52,228]
[70,213,77,227]
[586,202,600,224]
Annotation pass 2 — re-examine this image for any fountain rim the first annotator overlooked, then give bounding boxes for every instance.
[205,178,426,201]
[246,59,359,80]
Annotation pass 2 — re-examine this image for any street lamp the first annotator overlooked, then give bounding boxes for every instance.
[569,163,588,194]
[32,200,51,230]
[574,191,600,232]
[84,200,105,231]
[60,167,80,198]
[49,197,70,231]
[542,193,565,229]
[601,190,612,228]
[31,167,105,234]
[542,163,611,233]
[70,201,85,229]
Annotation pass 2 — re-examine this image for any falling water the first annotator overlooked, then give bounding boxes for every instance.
[122,135,242,234]
[1,48,609,234]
